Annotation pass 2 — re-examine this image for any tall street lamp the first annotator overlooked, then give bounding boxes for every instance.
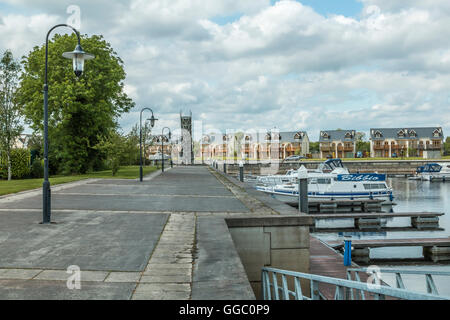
[140,108,157,182]
[161,127,171,172]
[42,24,94,224]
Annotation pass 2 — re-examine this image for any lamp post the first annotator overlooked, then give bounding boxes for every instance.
[161,127,171,172]
[140,108,157,182]
[142,120,151,168]
[42,24,94,224]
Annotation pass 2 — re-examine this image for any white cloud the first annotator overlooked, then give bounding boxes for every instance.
[1,0,449,140]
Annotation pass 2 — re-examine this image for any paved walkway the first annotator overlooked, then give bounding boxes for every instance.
[0,166,268,299]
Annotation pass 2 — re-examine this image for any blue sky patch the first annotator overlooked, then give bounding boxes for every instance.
[272,0,363,18]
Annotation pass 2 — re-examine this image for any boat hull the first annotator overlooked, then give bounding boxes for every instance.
[256,186,393,205]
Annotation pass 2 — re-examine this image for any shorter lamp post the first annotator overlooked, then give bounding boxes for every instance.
[297,165,308,214]
[161,127,171,172]
[239,160,244,182]
[140,108,157,182]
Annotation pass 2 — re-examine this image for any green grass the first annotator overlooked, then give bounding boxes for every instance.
[0,166,158,196]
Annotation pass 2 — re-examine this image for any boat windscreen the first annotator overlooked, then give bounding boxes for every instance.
[423,164,442,172]
[319,159,344,172]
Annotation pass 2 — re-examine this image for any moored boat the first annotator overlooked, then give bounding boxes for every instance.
[414,163,450,181]
[255,159,394,205]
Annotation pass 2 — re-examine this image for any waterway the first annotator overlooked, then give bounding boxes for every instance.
[313,178,450,296]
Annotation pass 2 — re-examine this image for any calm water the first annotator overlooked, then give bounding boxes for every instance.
[314,178,450,296]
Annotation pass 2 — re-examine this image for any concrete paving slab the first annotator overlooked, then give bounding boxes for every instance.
[191,280,255,300]
[0,269,42,280]
[56,184,234,197]
[140,275,191,283]
[105,272,141,283]
[2,194,249,212]
[192,217,255,299]
[132,288,190,300]
[0,211,168,271]
[143,267,192,277]
[0,280,135,300]
[145,263,193,270]
[35,270,108,282]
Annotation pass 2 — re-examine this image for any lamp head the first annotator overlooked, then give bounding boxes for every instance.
[149,115,157,128]
[62,44,95,78]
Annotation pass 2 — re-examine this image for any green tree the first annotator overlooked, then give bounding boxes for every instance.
[355,132,370,153]
[444,137,450,156]
[309,142,320,153]
[93,129,126,176]
[17,34,134,175]
[0,50,23,181]
[122,124,141,166]
[141,122,153,165]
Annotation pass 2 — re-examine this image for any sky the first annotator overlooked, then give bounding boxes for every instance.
[1,0,449,141]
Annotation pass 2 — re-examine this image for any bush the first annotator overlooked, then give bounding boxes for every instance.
[0,149,31,179]
[30,158,44,178]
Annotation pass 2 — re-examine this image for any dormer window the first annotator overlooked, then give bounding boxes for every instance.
[266,133,271,141]
[345,132,352,139]
[322,132,329,140]
[398,130,405,138]
[433,129,441,137]
[409,130,417,137]
[294,132,303,140]
[374,130,382,138]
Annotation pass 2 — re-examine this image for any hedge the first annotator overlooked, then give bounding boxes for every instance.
[0,149,31,179]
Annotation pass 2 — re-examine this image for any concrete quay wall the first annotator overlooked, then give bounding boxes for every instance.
[218,160,450,176]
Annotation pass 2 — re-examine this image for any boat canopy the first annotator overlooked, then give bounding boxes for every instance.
[318,159,345,172]
[417,163,442,173]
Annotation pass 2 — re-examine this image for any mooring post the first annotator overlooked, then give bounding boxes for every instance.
[239,160,244,182]
[344,236,352,266]
[297,165,308,214]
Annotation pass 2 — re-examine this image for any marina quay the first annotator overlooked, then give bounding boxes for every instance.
[1,163,450,301]
[2,1,450,311]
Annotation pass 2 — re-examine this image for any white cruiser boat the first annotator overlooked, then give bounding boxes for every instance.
[256,159,349,186]
[256,160,394,205]
[414,163,450,181]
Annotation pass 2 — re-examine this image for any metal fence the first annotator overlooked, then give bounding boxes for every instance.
[262,267,450,300]
[347,268,450,297]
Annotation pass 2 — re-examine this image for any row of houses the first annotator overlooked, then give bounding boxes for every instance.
[14,126,446,160]
[200,126,445,160]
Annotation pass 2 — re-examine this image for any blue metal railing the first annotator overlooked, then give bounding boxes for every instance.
[261,267,450,300]
[347,268,450,297]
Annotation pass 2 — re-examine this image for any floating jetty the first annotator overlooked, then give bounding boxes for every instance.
[309,212,444,231]
[328,237,450,264]
[307,199,388,213]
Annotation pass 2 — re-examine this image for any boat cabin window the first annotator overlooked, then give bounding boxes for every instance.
[363,183,386,190]
[308,178,317,184]
[317,178,331,184]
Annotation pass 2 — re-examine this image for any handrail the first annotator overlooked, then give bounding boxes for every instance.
[347,268,450,296]
[262,267,449,300]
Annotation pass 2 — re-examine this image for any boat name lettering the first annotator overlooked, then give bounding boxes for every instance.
[337,174,386,182]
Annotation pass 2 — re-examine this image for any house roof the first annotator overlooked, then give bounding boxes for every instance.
[319,130,356,142]
[370,127,444,140]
